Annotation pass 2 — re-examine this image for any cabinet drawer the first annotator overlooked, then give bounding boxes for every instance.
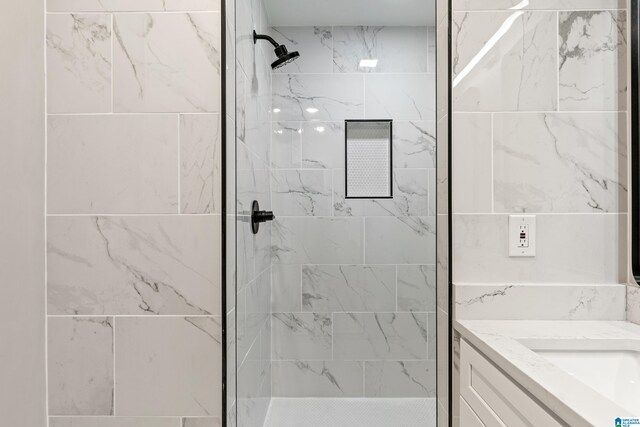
[460,339,563,427]
[461,396,486,427]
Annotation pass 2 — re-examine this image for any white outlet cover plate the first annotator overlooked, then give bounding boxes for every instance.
[509,215,536,257]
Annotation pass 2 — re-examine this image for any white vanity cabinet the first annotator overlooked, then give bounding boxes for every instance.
[459,339,564,427]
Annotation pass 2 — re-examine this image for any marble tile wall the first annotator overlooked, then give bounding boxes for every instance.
[269,25,437,399]
[45,1,222,426]
[233,0,273,426]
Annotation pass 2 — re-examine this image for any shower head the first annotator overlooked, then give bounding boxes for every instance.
[253,30,301,70]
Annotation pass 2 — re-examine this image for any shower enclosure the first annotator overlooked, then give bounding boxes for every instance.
[225,0,449,425]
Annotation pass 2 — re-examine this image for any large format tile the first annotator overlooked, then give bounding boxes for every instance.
[272,217,363,264]
[364,217,436,264]
[271,169,332,216]
[270,27,333,74]
[48,0,220,11]
[397,265,437,312]
[271,313,332,360]
[48,115,178,214]
[272,265,302,312]
[47,216,220,315]
[301,121,345,169]
[364,74,435,120]
[452,11,557,111]
[272,74,364,121]
[334,313,429,360]
[333,26,429,73]
[364,361,436,397]
[559,11,627,111]
[393,121,436,169]
[115,317,221,416]
[272,122,302,169]
[49,419,177,427]
[493,113,627,213]
[113,13,220,112]
[48,317,114,415]
[181,114,222,214]
[302,265,396,312]
[47,14,111,113]
[272,361,364,397]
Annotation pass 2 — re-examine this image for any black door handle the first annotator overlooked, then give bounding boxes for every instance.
[251,200,275,234]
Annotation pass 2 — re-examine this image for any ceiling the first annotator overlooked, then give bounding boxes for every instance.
[264,0,436,27]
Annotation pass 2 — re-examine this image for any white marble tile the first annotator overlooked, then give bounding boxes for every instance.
[452,113,492,214]
[113,13,220,112]
[272,122,302,169]
[453,214,627,284]
[47,215,220,315]
[47,14,111,113]
[182,418,222,427]
[270,27,333,74]
[271,169,332,216]
[428,169,436,216]
[272,217,363,264]
[272,361,364,397]
[559,11,627,111]
[364,361,436,397]
[436,214,449,313]
[393,121,436,169]
[48,0,221,11]
[365,74,435,121]
[493,113,627,213]
[428,27,436,74]
[333,26,430,73]
[627,286,640,325]
[272,264,302,312]
[334,313,429,360]
[452,0,626,10]
[181,114,221,214]
[48,317,114,415]
[272,74,364,122]
[301,121,345,169]
[452,11,557,111]
[272,313,332,360]
[49,419,178,427]
[115,317,221,416]
[436,19,448,122]
[243,271,270,362]
[397,265,437,313]
[334,169,430,217]
[455,284,626,320]
[301,265,396,312]
[48,115,179,214]
[364,216,436,264]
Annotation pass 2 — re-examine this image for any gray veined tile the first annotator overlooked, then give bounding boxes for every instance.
[47,13,111,113]
[364,216,436,264]
[271,169,333,216]
[559,11,627,111]
[270,27,333,74]
[393,121,436,169]
[49,418,178,427]
[272,74,364,121]
[47,114,179,214]
[115,317,221,416]
[364,361,436,397]
[302,265,396,312]
[452,11,557,111]
[397,265,437,313]
[272,361,364,397]
[364,74,435,120]
[301,121,345,169]
[272,313,332,360]
[48,317,114,415]
[47,0,221,12]
[271,122,302,169]
[47,215,220,315]
[333,313,429,360]
[272,217,364,264]
[181,114,221,214]
[272,265,302,312]
[113,12,221,113]
[333,26,430,73]
[493,113,627,213]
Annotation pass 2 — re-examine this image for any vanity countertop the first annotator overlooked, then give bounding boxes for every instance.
[455,320,639,426]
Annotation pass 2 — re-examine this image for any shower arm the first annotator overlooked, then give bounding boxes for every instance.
[253,30,280,48]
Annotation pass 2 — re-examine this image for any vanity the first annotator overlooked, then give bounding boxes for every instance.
[456,320,639,426]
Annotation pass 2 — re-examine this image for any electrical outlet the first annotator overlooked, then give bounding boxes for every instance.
[509,215,536,257]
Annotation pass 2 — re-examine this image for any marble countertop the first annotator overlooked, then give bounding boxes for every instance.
[455,320,639,427]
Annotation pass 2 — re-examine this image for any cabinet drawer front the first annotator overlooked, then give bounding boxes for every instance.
[461,396,487,427]
[460,339,563,427]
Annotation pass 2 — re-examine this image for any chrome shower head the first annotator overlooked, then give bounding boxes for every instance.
[253,30,301,70]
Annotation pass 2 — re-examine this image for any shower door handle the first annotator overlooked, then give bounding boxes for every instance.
[251,200,275,234]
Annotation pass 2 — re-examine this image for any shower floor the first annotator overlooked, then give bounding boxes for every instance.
[263,397,437,427]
